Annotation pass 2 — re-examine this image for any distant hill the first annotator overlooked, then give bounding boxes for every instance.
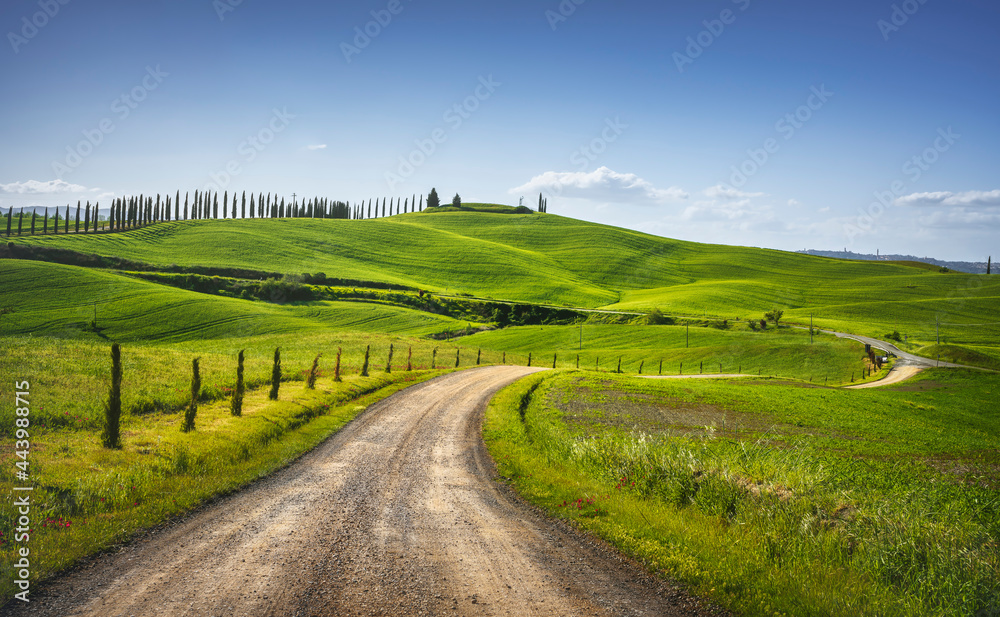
[799,249,989,274]
[4,211,999,356]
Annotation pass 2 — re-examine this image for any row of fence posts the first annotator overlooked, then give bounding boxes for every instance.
[102,342,849,448]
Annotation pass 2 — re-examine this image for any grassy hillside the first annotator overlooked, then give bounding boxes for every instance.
[8,212,999,355]
[0,260,470,342]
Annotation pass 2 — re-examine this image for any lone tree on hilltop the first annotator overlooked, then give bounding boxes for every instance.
[452,193,461,208]
[765,309,784,328]
[427,188,440,208]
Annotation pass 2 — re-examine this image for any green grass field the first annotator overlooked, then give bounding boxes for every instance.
[2,209,997,610]
[9,212,998,360]
[466,322,876,384]
[484,369,1000,616]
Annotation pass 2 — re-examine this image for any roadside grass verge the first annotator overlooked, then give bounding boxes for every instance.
[0,358,453,604]
[483,370,1000,616]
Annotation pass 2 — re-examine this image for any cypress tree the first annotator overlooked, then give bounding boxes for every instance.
[279,198,285,218]
[988,256,992,275]
[452,194,461,207]
[65,204,70,233]
[528,352,532,367]
[103,343,123,448]
[231,349,245,416]
[183,193,189,220]
[381,197,386,217]
[367,199,371,219]
[361,345,370,377]
[432,348,437,369]
[30,210,36,235]
[241,191,246,219]
[175,190,181,220]
[193,190,200,219]
[109,201,116,231]
[154,194,160,222]
[539,192,543,211]
[477,349,481,365]
[75,201,81,233]
[307,353,322,389]
[407,346,412,371]
[213,193,219,219]
[222,190,228,219]
[455,348,460,367]
[269,347,281,400]
[419,194,424,211]
[18,209,24,235]
[183,358,200,432]
[553,353,558,369]
[4,207,11,237]
[249,193,255,219]
[43,208,48,234]
[427,188,439,208]
[165,195,171,221]
[384,344,394,373]
[334,347,342,382]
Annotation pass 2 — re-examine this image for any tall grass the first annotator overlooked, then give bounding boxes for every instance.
[484,371,1000,616]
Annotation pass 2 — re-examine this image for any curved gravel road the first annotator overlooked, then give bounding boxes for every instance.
[8,366,718,617]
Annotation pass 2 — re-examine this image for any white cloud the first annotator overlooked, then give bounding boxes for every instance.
[509,166,688,205]
[0,179,94,194]
[307,144,328,151]
[703,185,765,200]
[896,189,1000,208]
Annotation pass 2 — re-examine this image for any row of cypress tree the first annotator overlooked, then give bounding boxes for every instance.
[2,190,437,237]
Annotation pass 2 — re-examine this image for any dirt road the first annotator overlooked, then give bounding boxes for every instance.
[10,366,715,617]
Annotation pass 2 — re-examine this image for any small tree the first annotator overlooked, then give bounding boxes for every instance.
[432,348,437,369]
[231,349,245,416]
[269,348,281,400]
[360,345,370,377]
[455,348,460,368]
[476,349,481,365]
[102,343,123,448]
[407,345,412,371]
[988,256,992,275]
[764,309,784,328]
[384,344,394,373]
[183,358,200,432]
[452,193,461,208]
[427,188,440,208]
[759,319,767,330]
[307,353,322,389]
[334,347,342,382]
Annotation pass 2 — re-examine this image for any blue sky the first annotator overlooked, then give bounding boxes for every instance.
[1,0,997,261]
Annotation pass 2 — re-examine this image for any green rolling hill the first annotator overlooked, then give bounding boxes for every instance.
[6,209,999,359]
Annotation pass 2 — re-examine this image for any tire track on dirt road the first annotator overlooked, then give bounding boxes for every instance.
[7,366,718,617]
